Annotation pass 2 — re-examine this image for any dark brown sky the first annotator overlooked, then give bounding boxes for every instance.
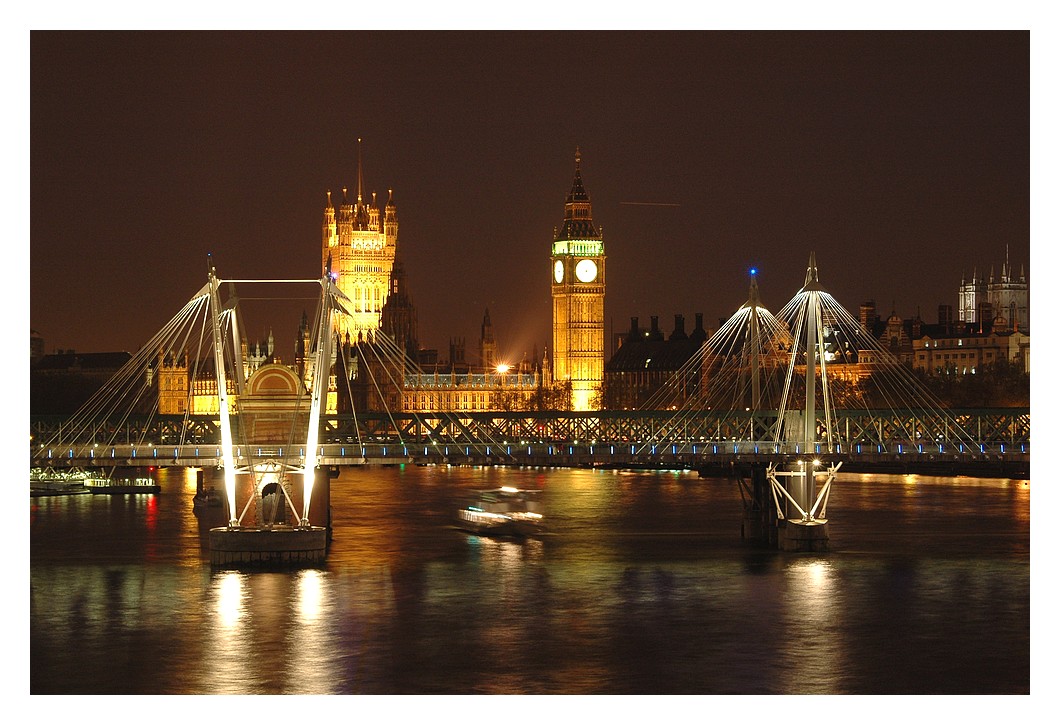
[30,31,1029,362]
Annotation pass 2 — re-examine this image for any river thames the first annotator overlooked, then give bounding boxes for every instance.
[29,464,1030,701]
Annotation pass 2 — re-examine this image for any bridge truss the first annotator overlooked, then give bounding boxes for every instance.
[31,407,1029,466]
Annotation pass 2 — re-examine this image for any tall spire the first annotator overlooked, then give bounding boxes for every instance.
[356,137,364,206]
[566,146,590,204]
[557,147,599,240]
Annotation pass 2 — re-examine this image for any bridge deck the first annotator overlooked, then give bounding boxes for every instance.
[33,440,1029,478]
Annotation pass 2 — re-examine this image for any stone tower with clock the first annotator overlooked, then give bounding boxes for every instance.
[551,149,606,411]
[321,140,398,340]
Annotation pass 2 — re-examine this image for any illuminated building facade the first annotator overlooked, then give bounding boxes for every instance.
[322,142,399,340]
[958,250,1029,332]
[153,334,277,415]
[551,149,606,411]
[346,311,546,414]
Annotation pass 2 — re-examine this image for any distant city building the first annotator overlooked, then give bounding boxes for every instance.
[858,299,1030,376]
[343,310,547,414]
[604,314,707,409]
[152,332,279,415]
[31,350,133,415]
[913,328,1029,376]
[322,140,399,340]
[551,149,606,411]
[958,248,1028,332]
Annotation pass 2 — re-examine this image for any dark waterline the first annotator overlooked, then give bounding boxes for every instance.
[30,465,1029,695]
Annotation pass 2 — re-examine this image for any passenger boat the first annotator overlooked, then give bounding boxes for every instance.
[456,486,544,538]
[30,467,91,497]
[85,475,160,494]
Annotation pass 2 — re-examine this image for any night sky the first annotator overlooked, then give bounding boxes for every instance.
[30,30,1030,364]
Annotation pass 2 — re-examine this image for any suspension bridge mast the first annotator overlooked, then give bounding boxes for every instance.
[207,262,343,566]
[767,254,840,552]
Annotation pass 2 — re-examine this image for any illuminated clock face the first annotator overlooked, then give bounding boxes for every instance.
[554,260,564,283]
[575,259,598,283]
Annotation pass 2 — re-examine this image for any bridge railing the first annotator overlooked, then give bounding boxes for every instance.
[30,407,1030,465]
[31,437,1029,471]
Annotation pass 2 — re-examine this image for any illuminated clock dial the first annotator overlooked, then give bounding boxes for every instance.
[554,260,564,283]
[575,259,598,283]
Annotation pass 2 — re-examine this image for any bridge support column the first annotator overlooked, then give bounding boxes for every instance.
[739,463,777,546]
[766,460,836,552]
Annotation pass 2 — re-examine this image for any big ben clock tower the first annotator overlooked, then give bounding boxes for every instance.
[551,148,605,411]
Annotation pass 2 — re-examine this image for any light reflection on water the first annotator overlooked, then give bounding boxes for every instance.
[30,466,1029,694]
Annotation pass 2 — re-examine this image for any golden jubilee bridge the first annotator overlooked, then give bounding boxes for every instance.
[29,256,1030,555]
[30,407,1028,477]
[30,254,1030,479]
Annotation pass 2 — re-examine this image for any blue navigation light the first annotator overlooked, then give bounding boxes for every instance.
[749,267,758,275]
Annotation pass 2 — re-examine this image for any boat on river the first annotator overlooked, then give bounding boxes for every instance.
[193,486,223,508]
[456,486,544,538]
[30,467,92,497]
[85,475,160,494]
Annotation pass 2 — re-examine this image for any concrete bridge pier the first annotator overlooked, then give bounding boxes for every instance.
[774,462,830,552]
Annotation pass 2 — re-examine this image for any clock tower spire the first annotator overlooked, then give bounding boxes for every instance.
[551,148,606,411]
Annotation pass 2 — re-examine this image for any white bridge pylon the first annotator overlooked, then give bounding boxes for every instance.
[766,253,840,530]
[204,256,351,529]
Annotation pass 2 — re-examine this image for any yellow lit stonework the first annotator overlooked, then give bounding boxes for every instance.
[551,149,605,411]
[321,145,398,340]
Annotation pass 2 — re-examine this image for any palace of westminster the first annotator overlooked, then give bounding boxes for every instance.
[31,149,1030,417]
